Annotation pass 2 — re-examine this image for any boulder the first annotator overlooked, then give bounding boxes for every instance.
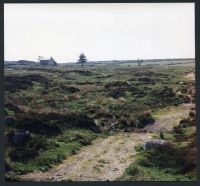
[12,129,31,145]
[143,139,166,150]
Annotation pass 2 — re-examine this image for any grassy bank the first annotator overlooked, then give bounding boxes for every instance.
[5,129,98,181]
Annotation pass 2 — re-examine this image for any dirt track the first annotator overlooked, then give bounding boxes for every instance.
[19,103,194,182]
[19,132,151,181]
[145,103,194,132]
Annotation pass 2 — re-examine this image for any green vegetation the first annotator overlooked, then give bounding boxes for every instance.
[118,163,193,181]
[56,128,97,145]
[5,128,98,181]
[118,102,196,181]
[7,142,81,174]
[119,140,196,181]
[4,60,196,181]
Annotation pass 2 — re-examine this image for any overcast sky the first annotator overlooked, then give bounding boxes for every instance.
[4,3,195,63]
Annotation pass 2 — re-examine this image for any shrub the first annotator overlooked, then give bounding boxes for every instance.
[137,143,191,173]
[136,156,151,167]
[189,111,195,118]
[136,113,155,128]
[173,126,184,134]
[15,118,61,136]
[108,89,125,99]
[57,129,97,146]
[125,164,139,175]
[5,173,20,182]
[8,135,57,162]
[179,118,191,128]
[135,145,143,152]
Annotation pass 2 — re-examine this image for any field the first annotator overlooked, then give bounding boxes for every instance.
[4,59,196,181]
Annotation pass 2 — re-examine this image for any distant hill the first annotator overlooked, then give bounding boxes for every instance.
[5,60,38,66]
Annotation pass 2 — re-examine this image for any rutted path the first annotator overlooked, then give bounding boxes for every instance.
[145,71,195,133]
[145,103,194,132]
[19,104,194,182]
[20,104,194,181]
[19,72,195,182]
[19,132,151,181]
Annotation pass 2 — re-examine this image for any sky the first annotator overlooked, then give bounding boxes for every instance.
[4,3,195,63]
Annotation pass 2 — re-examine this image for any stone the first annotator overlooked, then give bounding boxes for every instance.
[143,139,167,150]
[12,129,31,145]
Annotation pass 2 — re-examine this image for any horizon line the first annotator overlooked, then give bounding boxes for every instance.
[5,57,195,64]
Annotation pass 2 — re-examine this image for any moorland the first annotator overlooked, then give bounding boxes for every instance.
[4,59,196,181]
